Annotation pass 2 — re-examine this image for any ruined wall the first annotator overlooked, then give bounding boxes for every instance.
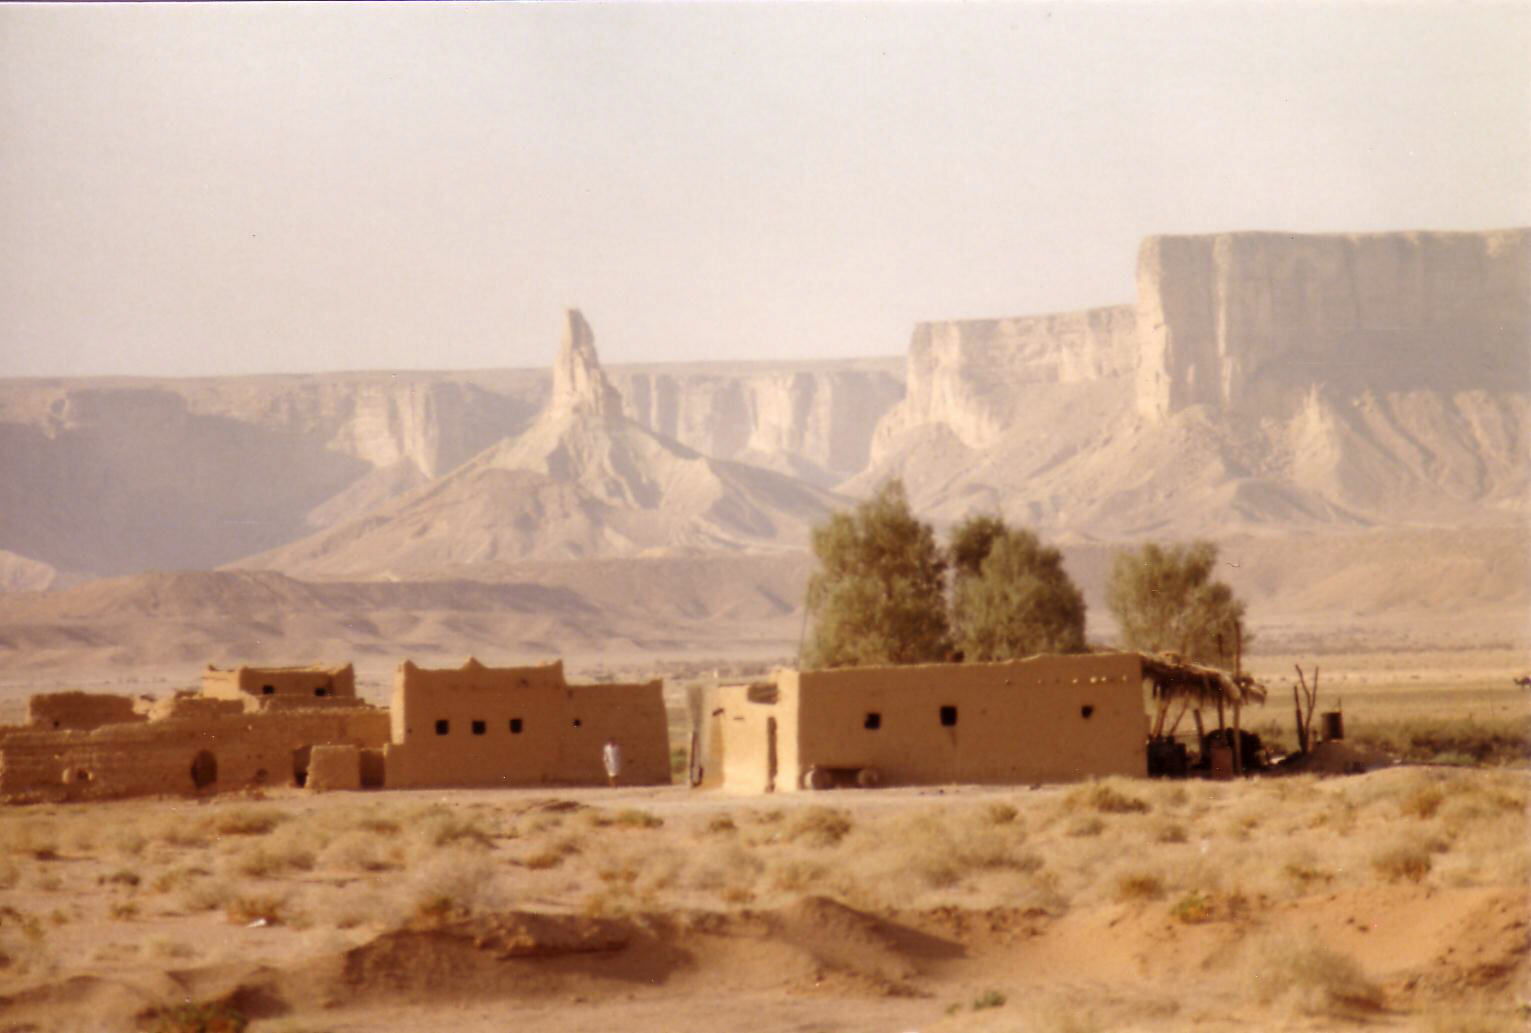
[202,663,356,703]
[26,692,144,732]
[384,658,669,788]
[0,704,390,803]
[708,654,1147,793]
[1135,229,1531,420]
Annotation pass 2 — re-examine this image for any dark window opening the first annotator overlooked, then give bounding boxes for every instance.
[510,718,523,734]
[471,719,486,735]
[863,712,882,730]
[52,720,60,729]
[262,685,275,696]
[314,686,328,697]
[1080,704,1095,719]
[572,718,582,728]
[939,705,958,727]
[435,719,450,736]
[190,750,218,789]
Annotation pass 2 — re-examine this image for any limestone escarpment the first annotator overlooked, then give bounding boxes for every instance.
[859,227,1530,536]
[1136,229,1530,419]
[869,305,1135,461]
[613,361,903,486]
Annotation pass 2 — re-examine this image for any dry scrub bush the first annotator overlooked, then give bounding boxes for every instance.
[213,806,287,837]
[408,849,505,922]
[1370,839,1433,884]
[686,842,763,905]
[585,807,664,830]
[317,830,401,873]
[180,878,234,914]
[521,833,582,870]
[414,808,496,851]
[146,937,196,960]
[1113,870,1165,902]
[768,857,831,894]
[1400,784,1446,820]
[702,814,737,835]
[230,839,315,879]
[784,806,852,847]
[225,894,287,925]
[2,819,60,860]
[1149,818,1188,844]
[1065,779,1151,816]
[1065,815,1105,838]
[1246,933,1382,1018]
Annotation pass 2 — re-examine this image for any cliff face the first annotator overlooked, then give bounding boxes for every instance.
[613,362,903,484]
[1136,229,1531,419]
[870,305,1136,461]
[858,227,1529,535]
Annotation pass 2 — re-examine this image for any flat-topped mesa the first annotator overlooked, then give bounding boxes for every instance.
[1135,228,1531,420]
[550,308,624,423]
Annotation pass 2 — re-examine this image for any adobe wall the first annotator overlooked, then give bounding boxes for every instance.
[0,705,389,804]
[384,658,669,788]
[708,654,1148,793]
[791,653,1146,788]
[26,692,144,732]
[711,681,800,794]
[202,663,356,703]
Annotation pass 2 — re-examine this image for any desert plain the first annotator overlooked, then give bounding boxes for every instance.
[0,646,1527,1033]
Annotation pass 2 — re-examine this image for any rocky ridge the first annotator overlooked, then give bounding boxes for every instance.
[235,312,846,576]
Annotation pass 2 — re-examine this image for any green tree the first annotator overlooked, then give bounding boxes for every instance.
[1105,540,1247,664]
[949,515,1086,660]
[803,479,950,667]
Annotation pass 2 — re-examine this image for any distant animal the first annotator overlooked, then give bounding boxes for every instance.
[1515,676,1531,689]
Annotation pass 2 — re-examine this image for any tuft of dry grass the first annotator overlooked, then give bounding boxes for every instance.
[225,894,286,925]
[784,806,852,847]
[1068,780,1152,815]
[213,806,287,837]
[1113,870,1165,902]
[1370,840,1433,884]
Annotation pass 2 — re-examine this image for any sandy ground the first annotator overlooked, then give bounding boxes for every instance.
[1,768,1527,1033]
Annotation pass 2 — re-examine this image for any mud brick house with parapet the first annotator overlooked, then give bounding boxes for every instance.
[381,658,669,789]
[0,658,671,802]
[692,652,1264,793]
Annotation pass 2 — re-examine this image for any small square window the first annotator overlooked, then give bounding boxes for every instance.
[572,718,582,728]
[471,719,486,735]
[314,686,327,697]
[435,719,450,736]
[863,712,881,730]
[510,718,523,734]
[261,685,275,696]
[1080,704,1094,719]
[939,705,958,727]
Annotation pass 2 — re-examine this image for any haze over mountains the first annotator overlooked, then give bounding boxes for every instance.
[0,228,1525,672]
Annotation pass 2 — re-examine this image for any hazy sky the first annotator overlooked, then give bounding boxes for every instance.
[2,2,1527,378]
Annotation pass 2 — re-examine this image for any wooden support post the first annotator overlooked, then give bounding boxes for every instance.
[1166,698,1190,736]
[1231,702,1244,776]
[1293,682,1308,754]
[1193,708,1206,755]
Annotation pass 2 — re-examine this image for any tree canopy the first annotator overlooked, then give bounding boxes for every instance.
[1104,540,1247,665]
[949,515,1086,660]
[802,479,950,668]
